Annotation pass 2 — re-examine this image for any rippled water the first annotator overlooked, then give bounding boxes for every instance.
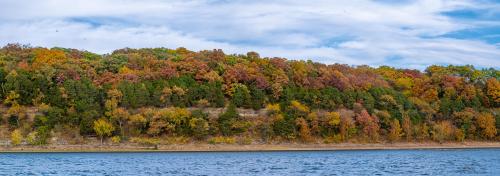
[1,149,500,175]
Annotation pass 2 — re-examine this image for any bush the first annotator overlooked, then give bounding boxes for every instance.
[238,136,253,145]
[160,136,190,145]
[130,137,159,146]
[258,122,274,142]
[272,118,296,140]
[25,127,51,145]
[111,136,121,144]
[208,136,236,144]
[323,134,342,144]
[26,131,38,145]
[34,126,51,145]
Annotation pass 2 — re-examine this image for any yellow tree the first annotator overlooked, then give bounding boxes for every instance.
[10,129,23,145]
[486,78,500,104]
[476,112,497,139]
[4,91,26,127]
[105,89,129,136]
[93,119,115,144]
[32,48,67,69]
[388,119,402,142]
[402,114,412,141]
[415,123,430,141]
[431,121,455,143]
[295,118,312,142]
[322,111,340,136]
[128,113,147,135]
[265,103,281,115]
[325,112,341,127]
[289,100,310,117]
[307,112,320,135]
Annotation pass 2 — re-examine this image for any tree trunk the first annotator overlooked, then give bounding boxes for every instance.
[119,121,124,137]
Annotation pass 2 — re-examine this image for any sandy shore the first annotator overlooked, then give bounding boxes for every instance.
[1,141,500,152]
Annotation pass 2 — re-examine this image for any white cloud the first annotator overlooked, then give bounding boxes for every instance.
[0,0,498,69]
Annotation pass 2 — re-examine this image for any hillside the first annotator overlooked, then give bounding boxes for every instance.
[0,43,499,146]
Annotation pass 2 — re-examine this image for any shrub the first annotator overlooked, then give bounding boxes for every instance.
[238,136,253,145]
[130,137,160,146]
[111,136,121,144]
[160,136,190,145]
[455,129,465,142]
[26,131,38,145]
[323,134,342,144]
[208,136,236,144]
[25,128,50,145]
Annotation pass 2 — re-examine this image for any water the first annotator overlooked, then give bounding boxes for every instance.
[1,149,499,175]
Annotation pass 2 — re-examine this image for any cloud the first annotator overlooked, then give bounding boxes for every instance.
[0,0,498,69]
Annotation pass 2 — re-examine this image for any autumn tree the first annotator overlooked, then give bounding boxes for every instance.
[105,89,130,136]
[93,119,115,144]
[32,48,67,69]
[414,123,430,141]
[128,113,147,135]
[322,111,340,136]
[3,91,26,127]
[10,129,22,145]
[339,109,356,141]
[431,121,455,143]
[0,45,499,144]
[476,112,497,139]
[388,119,402,142]
[402,114,412,141]
[452,108,476,139]
[355,109,380,141]
[486,78,500,106]
[295,118,312,142]
[147,107,191,136]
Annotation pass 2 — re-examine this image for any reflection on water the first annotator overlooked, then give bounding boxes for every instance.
[1,149,499,175]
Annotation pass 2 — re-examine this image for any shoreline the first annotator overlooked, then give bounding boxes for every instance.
[1,141,500,153]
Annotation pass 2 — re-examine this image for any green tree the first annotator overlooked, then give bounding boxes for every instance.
[189,117,209,139]
[249,86,265,110]
[231,84,251,108]
[218,104,241,136]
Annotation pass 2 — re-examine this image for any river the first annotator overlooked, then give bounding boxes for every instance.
[1,149,499,175]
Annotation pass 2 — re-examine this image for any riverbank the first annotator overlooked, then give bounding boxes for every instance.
[1,141,500,152]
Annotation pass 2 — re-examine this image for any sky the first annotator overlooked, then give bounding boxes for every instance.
[0,0,499,69]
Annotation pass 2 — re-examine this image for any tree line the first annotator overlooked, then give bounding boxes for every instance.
[0,44,499,145]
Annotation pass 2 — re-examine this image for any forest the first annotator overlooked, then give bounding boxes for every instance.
[0,43,499,146]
